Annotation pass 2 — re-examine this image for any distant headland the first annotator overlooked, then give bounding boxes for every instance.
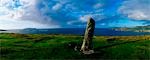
[112,25,150,32]
[0,29,7,31]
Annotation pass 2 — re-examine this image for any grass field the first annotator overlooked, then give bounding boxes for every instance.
[0,33,150,60]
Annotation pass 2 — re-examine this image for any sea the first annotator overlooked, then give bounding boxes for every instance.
[0,28,150,36]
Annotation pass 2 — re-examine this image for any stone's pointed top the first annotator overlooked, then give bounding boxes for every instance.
[87,17,95,23]
[88,17,93,20]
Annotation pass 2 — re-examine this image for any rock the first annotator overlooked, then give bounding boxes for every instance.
[80,17,95,54]
[82,50,94,54]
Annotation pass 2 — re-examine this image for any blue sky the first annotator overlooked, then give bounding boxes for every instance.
[0,0,149,29]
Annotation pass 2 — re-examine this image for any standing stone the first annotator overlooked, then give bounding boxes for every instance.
[80,17,95,54]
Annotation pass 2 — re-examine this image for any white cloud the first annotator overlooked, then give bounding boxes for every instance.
[93,3,103,9]
[67,13,105,25]
[79,15,91,22]
[0,0,42,21]
[52,0,69,11]
[0,0,59,29]
[52,3,62,11]
[118,0,150,20]
[79,14,105,22]
[127,11,149,20]
[0,19,60,29]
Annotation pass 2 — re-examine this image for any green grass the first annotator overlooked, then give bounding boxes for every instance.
[0,33,150,60]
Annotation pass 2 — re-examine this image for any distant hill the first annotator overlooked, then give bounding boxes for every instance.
[0,29,7,31]
[23,28,38,30]
[20,28,40,33]
[112,26,150,32]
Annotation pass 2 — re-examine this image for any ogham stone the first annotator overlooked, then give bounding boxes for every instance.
[80,17,95,54]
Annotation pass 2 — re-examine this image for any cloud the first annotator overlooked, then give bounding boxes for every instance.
[52,3,62,11]
[93,3,103,9]
[126,11,149,20]
[79,14,105,22]
[118,0,150,20]
[0,19,60,29]
[0,0,147,29]
[79,15,91,22]
[0,0,59,29]
[0,0,104,27]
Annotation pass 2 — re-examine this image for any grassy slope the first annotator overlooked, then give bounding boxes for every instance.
[0,33,150,60]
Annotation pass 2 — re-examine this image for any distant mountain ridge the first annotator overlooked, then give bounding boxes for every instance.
[113,26,150,32]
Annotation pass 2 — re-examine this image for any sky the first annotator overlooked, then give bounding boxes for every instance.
[0,0,150,29]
